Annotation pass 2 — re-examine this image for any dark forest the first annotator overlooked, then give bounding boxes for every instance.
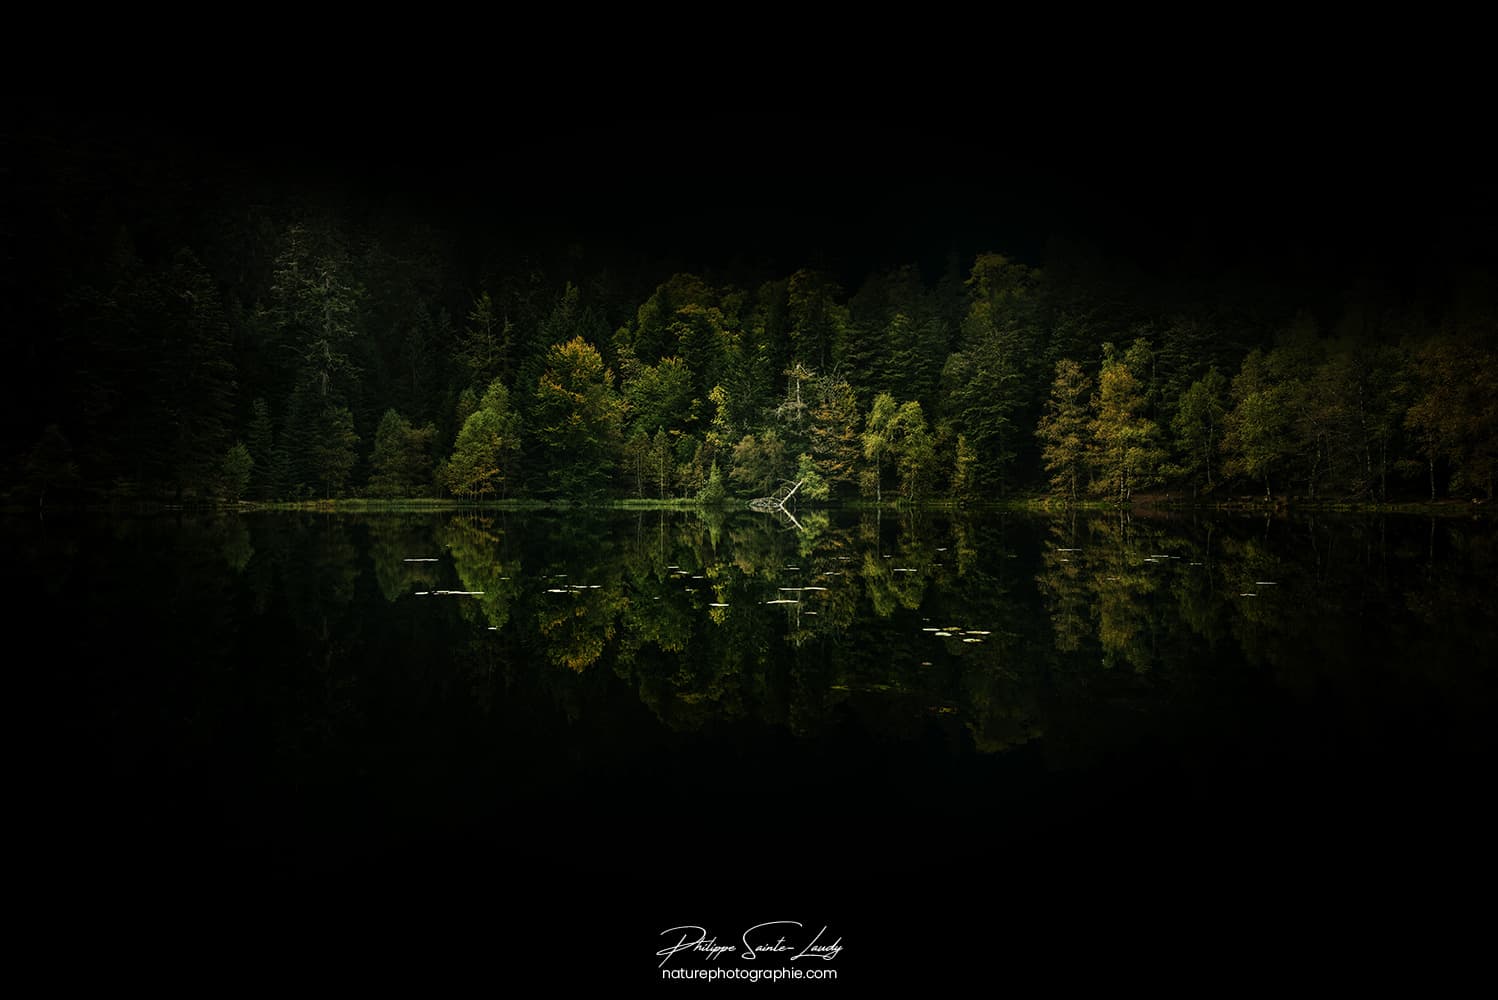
[4,107,1494,509]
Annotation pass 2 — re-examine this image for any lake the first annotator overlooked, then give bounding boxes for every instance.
[18,507,1498,891]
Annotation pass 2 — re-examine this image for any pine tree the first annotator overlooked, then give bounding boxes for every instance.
[163,248,237,497]
[808,374,862,496]
[310,406,359,499]
[1037,358,1093,504]
[370,409,415,497]
[697,459,728,506]
[220,442,253,502]
[247,398,276,500]
[457,291,509,389]
[268,223,362,402]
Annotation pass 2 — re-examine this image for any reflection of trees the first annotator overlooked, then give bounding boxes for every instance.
[220,516,254,573]
[1034,513,1185,672]
[221,507,1498,763]
[537,585,627,671]
[727,518,800,580]
[276,515,361,630]
[438,514,523,631]
[1217,525,1299,675]
[1089,517,1161,672]
[367,515,442,603]
[861,550,925,617]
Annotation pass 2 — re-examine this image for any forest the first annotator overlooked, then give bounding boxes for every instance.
[5,119,1495,509]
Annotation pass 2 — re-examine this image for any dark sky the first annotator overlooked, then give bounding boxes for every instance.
[8,98,1496,292]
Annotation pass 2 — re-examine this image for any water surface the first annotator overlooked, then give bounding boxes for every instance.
[21,507,1497,885]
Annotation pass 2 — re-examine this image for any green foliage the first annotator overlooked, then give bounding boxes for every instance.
[796,453,830,501]
[1037,358,1093,504]
[1170,367,1228,493]
[443,382,520,499]
[697,459,729,506]
[29,211,1498,509]
[310,406,359,498]
[950,432,979,502]
[371,409,439,497]
[269,223,362,402]
[1222,349,1295,497]
[624,356,694,438]
[671,304,731,404]
[621,273,717,362]
[649,429,673,498]
[1090,341,1166,503]
[530,336,623,497]
[862,393,934,504]
[892,402,936,504]
[774,361,817,453]
[247,399,276,500]
[219,442,253,502]
[730,431,789,496]
[458,291,510,388]
[786,270,848,371]
[1405,331,1498,500]
[862,392,900,502]
[945,254,1049,497]
[807,374,861,496]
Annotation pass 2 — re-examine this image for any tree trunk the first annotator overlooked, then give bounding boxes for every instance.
[1379,439,1387,502]
[1358,380,1373,501]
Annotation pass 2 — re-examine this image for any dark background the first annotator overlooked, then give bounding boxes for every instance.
[8,90,1494,976]
[9,97,1495,288]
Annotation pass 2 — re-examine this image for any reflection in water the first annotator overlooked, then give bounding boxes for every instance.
[177,507,1497,754]
[17,507,1497,877]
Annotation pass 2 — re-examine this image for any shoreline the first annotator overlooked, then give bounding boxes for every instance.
[4,496,1491,518]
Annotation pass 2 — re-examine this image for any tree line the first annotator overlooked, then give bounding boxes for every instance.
[10,213,1495,506]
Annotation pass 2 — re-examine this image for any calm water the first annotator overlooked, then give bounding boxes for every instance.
[19,507,1498,886]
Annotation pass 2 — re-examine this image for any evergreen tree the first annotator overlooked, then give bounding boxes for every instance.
[941,254,1039,495]
[1037,358,1093,504]
[458,291,509,388]
[729,432,790,497]
[220,442,253,502]
[371,409,439,497]
[808,374,862,496]
[786,270,848,372]
[697,459,728,506]
[309,406,359,498]
[268,223,362,402]
[163,248,237,496]
[247,398,276,500]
